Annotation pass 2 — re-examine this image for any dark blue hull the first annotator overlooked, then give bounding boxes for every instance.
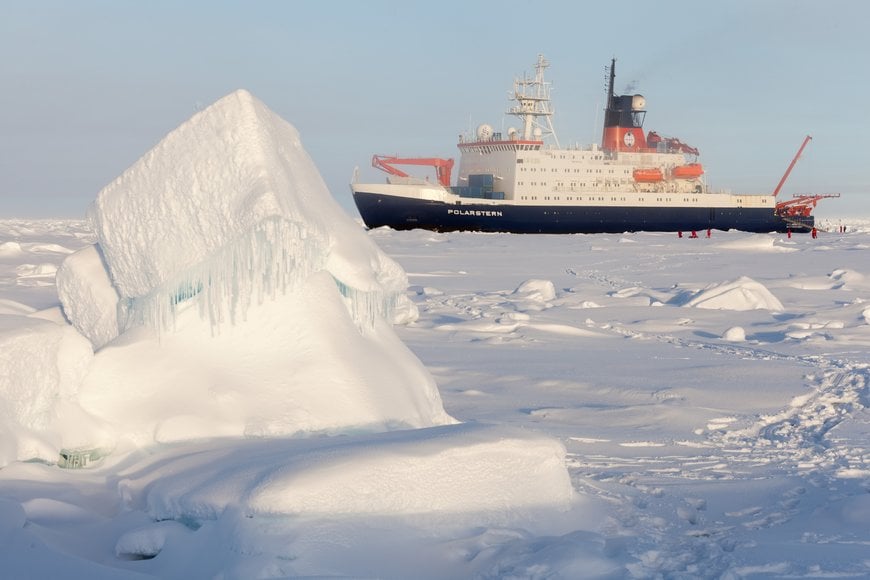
[352,191,812,234]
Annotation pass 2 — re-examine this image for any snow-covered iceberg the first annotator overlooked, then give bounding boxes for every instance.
[87,89,404,332]
[58,89,455,449]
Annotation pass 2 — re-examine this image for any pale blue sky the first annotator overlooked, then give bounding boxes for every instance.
[2,0,868,218]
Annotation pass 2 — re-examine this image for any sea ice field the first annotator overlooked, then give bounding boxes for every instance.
[1,217,868,579]
[0,88,868,579]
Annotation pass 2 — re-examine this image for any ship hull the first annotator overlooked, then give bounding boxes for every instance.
[352,190,812,234]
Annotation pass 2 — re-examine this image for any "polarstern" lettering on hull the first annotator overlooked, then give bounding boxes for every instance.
[447,208,504,217]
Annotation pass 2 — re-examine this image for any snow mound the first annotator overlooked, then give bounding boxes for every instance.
[0,241,23,257]
[683,277,783,311]
[120,424,574,521]
[722,326,746,341]
[56,245,119,349]
[0,315,99,466]
[513,279,556,302]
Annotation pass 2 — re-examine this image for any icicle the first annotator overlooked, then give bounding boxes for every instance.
[117,216,400,336]
[119,216,330,335]
[332,277,400,331]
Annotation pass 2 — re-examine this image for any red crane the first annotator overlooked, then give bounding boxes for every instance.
[372,155,454,187]
[773,135,812,198]
[771,135,839,221]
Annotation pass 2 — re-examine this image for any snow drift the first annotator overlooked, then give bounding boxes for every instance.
[119,424,574,522]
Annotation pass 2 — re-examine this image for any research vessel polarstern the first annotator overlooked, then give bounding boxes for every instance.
[351,55,837,234]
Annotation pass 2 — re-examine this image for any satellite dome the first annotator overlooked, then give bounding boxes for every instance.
[533,127,543,139]
[476,124,493,140]
[631,95,646,111]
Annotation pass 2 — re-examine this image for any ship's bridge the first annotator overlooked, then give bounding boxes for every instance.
[457,135,543,155]
[458,123,545,155]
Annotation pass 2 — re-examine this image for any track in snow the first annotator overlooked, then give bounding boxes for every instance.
[568,321,870,578]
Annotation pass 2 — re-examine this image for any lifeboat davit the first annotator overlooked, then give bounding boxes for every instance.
[633,168,664,183]
[672,163,704,179]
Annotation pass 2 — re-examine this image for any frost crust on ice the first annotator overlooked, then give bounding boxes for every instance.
[87,88,333,300]
[55,244,119,349]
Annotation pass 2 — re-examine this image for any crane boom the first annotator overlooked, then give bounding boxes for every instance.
[773,135,812,197]
[770,135,840,223]
[372,155,454,187]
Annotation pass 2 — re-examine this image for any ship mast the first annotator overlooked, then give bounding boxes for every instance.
[508,54,559,147]
[604,58,616,128]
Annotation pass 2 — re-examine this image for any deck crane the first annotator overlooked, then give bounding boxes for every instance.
[773,135,839,221]
[372,155,454,187]
[773,135,812,198]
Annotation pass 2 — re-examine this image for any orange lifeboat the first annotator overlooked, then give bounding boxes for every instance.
[633,168,664,183]
[672,163,704,179]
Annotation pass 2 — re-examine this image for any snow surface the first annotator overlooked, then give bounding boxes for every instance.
[2,217,869,578]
